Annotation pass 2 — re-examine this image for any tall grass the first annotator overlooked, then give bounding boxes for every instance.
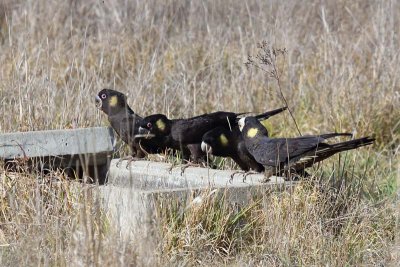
[157,177,396,265]
[0,0,398,265]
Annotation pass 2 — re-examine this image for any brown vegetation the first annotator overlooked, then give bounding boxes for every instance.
[0,0,398,265]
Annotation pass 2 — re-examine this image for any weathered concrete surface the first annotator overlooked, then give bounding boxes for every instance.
[100,159,295,237]
[0,127,115,183]
[106,159,285,189]
[0,127,115,162]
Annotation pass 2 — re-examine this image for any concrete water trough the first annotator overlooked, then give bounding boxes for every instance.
[0,126,295,238]
[0,127,115,184]
[100,159,295,237]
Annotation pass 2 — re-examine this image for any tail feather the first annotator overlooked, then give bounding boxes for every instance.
[254,107,288,120]
[314,137,375,160]
[292,136,375,171]
[327,136,375,152]
[319,132,353,139]
[235,107,287,122]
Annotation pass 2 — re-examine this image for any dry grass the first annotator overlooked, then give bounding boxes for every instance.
[0,0,399,265]
[158,178,396,266]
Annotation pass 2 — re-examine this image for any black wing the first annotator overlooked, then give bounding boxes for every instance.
[171,112,237,143]
[253,136,329,167]
[236,141,264,172]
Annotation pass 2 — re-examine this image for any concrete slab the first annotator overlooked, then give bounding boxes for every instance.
[100,159,296,237]
[106,159,286,189]
[0,127,115,161]
[0,127,115,183]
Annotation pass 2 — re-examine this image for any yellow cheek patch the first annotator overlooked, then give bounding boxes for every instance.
[156,119,166,131]
[247,128,258,138]
[219,134,229,146]
[109,96,118,107]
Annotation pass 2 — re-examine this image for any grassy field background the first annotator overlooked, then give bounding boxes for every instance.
[0,0,399,265]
